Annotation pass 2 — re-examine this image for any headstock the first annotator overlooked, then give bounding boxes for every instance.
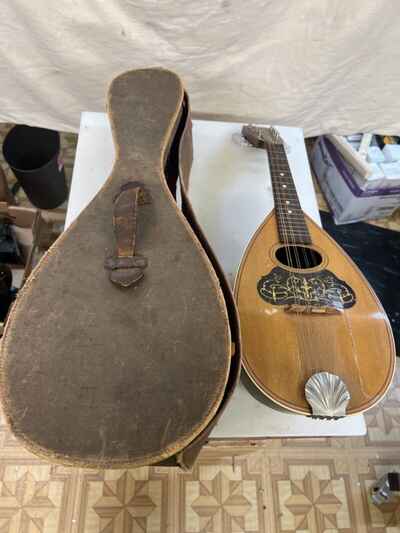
[241,125,284,149]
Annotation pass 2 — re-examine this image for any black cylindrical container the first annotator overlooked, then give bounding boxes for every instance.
[2,125,68,209]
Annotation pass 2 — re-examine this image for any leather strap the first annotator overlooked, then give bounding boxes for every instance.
[104,181,151,288]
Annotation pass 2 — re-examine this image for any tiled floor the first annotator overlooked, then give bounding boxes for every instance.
[0,125,399,532]
[0,366,400,533]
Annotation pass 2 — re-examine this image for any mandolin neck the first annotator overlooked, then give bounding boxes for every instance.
[267,144,311,245]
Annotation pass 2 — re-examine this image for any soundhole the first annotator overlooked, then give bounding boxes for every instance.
[275,245,323,269]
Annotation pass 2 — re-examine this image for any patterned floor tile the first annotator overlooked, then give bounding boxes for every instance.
[269,456,356,532]
[0,428,29,454]
[74,467,170,533]
[357,365,400,448]
[177,451,265,533]
[356,456,400,532]
[281,437,349,449]
[0,411,37,459]
[0,459,77,533]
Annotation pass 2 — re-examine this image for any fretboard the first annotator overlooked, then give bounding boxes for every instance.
[267,144,311,245]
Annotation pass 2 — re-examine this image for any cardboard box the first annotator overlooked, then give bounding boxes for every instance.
[311,136,400,224]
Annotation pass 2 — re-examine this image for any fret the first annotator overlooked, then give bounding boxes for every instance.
[275,205,303,211]
[276,217,309,223]
[267,143,311,245]
[274,203,305,212]
[275,210,305,216]
[276,214,305,221]
[276,228,309,234]
[276,231,309,235]
[277,229,310,236]
[277,193,300,197]
[276,224,310,232]
[277,223,309,230]
[277,209,303,214]
[275,206,303,211]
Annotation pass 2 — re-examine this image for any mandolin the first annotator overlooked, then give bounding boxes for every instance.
[235,126,395,418]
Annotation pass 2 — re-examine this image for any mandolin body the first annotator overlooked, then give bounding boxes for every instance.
[235,209,395,415]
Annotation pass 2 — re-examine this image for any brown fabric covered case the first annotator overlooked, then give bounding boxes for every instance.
[0,68,241,469]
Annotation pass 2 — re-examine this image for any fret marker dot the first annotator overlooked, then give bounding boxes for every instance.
[285,200,290,204]
[280,173,285,176]
[282,184,287,188]
[288,210,292,214]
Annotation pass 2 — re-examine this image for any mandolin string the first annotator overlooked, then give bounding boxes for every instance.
[276,139,320,378]
[269,130,356,395]
[267,128,317,390]
[277,143,313,273]
[268,140,303,305]
[267,133,310,383]
[271,132,318,381]
[269,139,299,269]
[276,142,316,375]
[277,142,330,378]
[273,147,312,385]
[280,145,331,379]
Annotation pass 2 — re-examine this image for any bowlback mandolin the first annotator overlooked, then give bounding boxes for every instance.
[235,126,395,418]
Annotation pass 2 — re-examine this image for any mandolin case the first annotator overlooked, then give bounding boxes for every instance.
[0,68,241,469]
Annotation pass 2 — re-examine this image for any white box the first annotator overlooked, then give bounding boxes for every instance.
[311,136,400,224]
[383,144,400,162]
[364,163,384,191]
[367,146,385,163]
[379,161,400,189]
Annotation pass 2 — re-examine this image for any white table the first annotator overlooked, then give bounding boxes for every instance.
[67,112,366,438]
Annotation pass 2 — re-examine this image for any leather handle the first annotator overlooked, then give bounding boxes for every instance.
[104,181,151,288]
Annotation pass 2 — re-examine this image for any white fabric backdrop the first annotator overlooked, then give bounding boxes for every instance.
[1,0,400,136]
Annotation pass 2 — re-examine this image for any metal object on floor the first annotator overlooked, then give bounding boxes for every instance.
[371,472,400,505]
